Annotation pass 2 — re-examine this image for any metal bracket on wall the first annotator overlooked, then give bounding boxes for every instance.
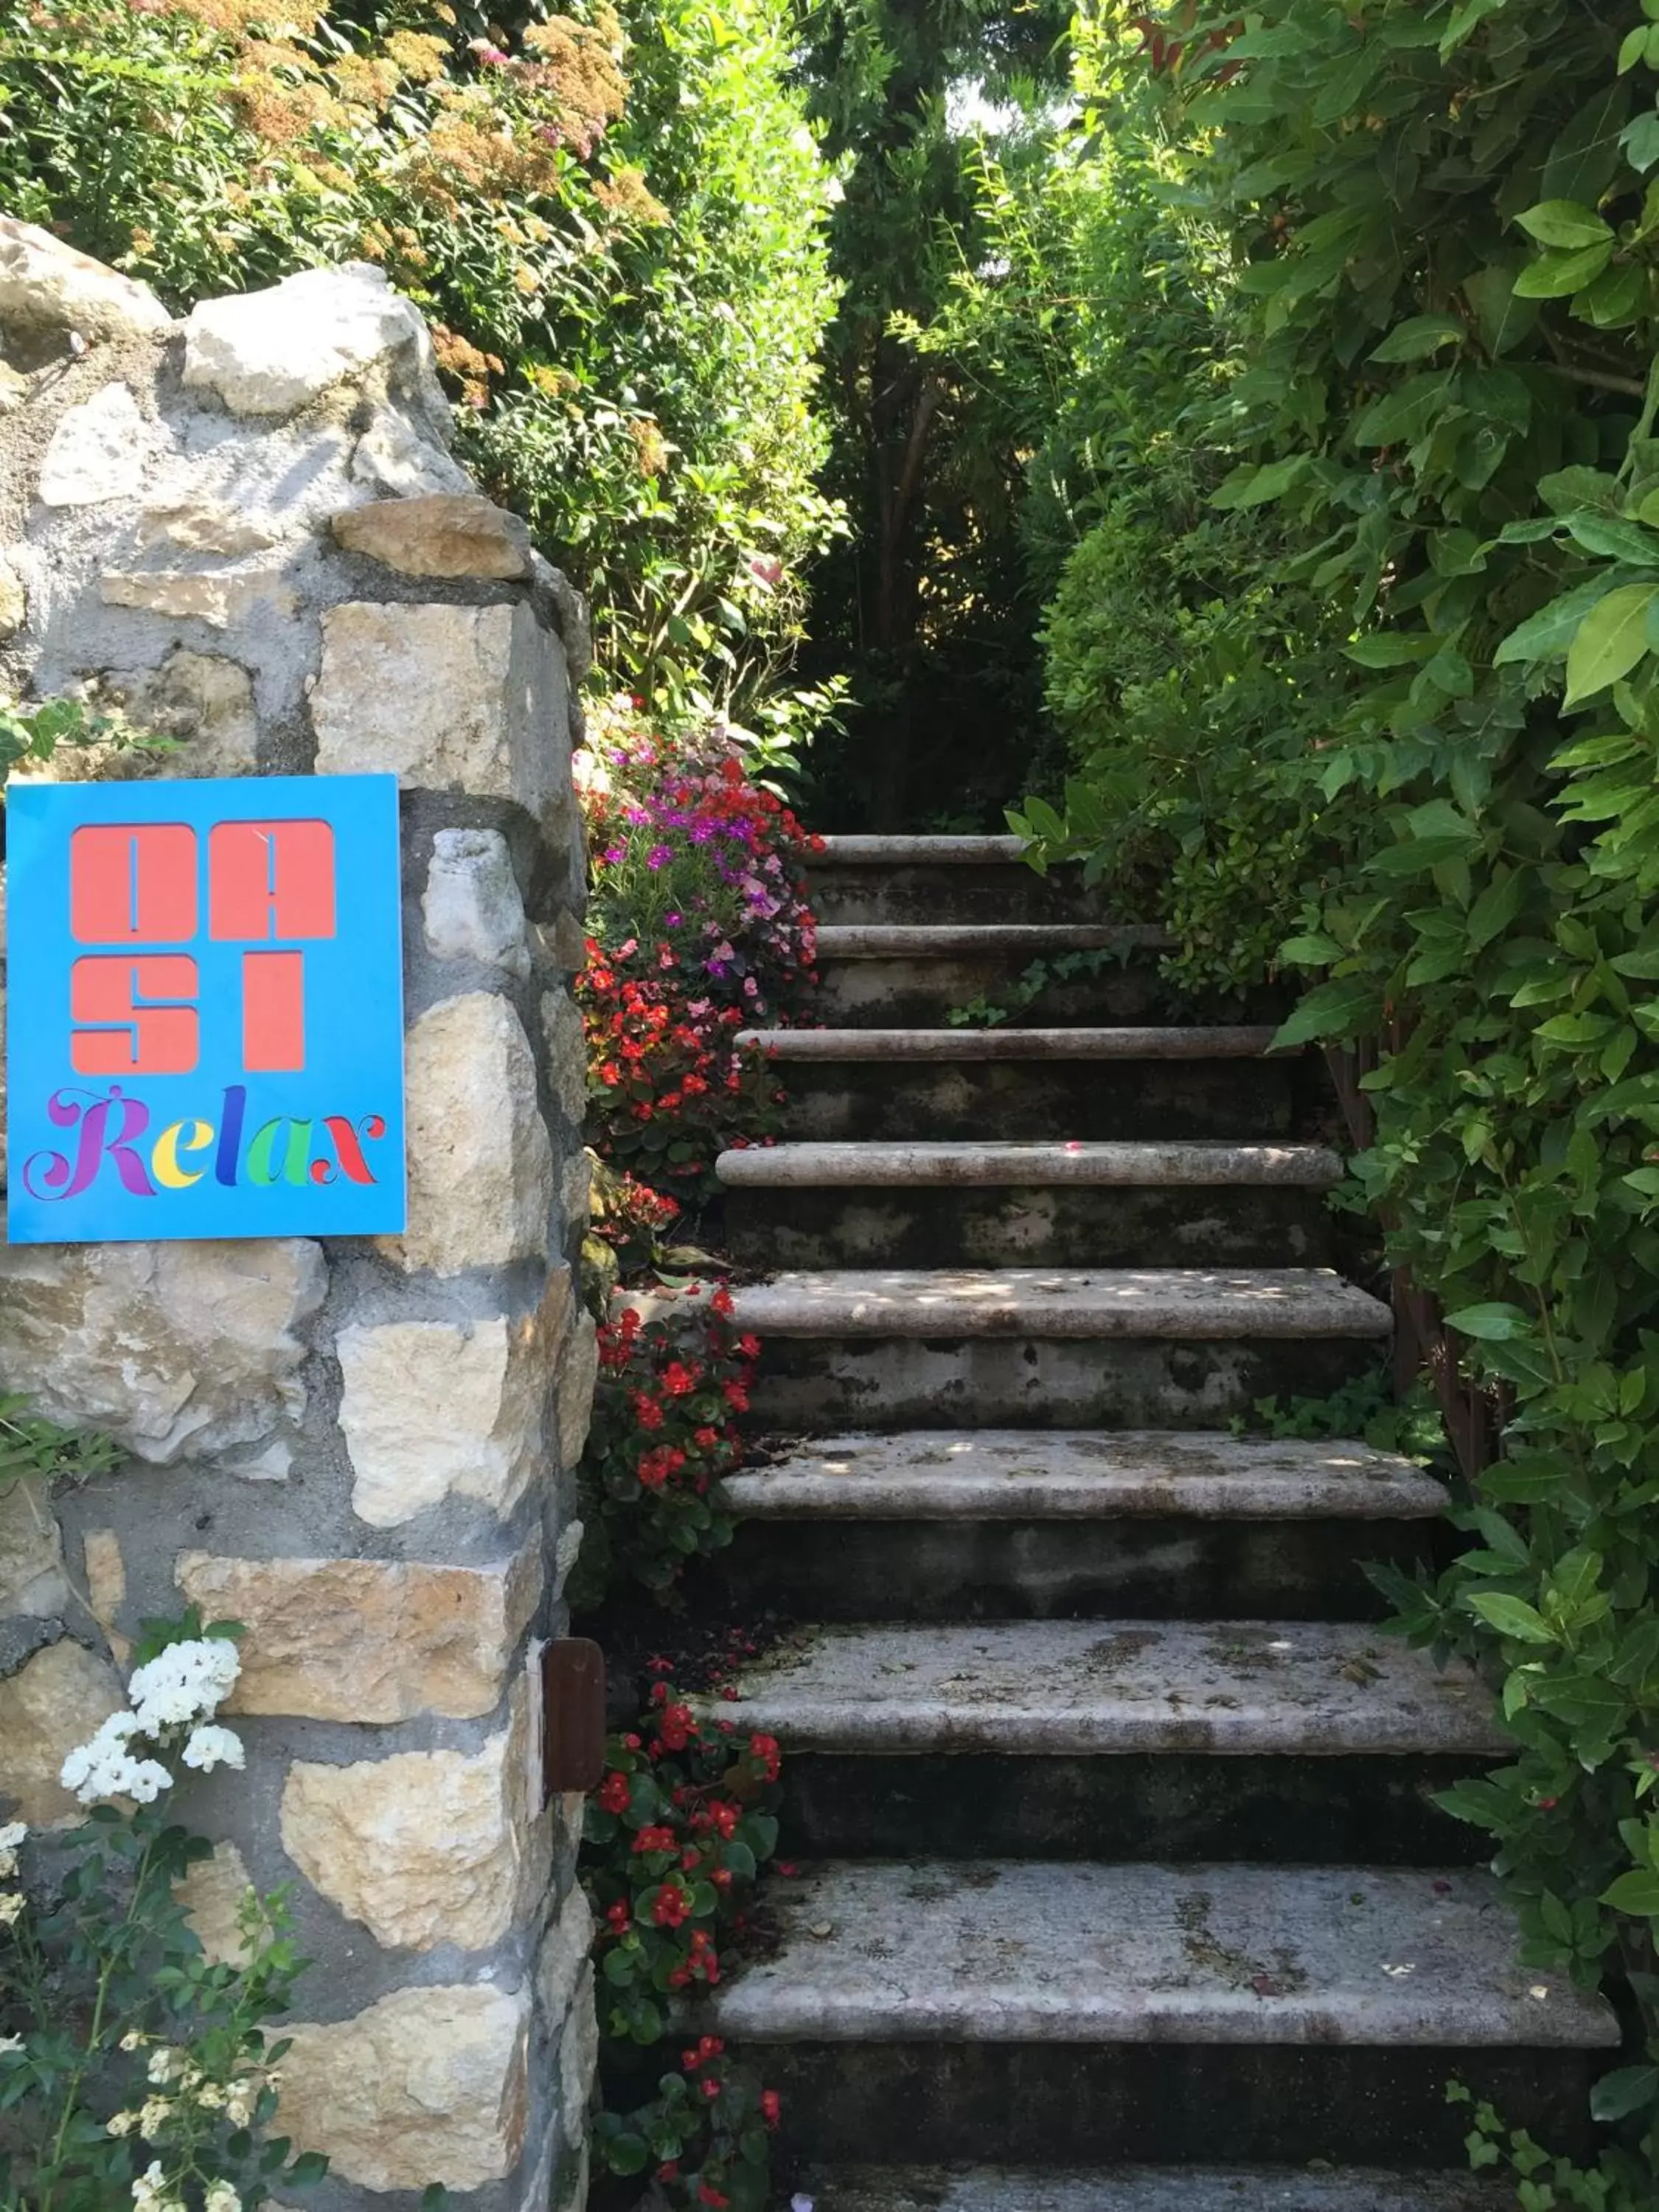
[540,1636,606,1800]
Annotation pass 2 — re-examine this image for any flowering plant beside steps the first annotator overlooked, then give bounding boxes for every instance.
[584,1678,783,2212]
[0,1615,333,2212]
[574,712,814,2212]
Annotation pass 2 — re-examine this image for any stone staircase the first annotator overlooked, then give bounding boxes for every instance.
[703,838,1618,2209]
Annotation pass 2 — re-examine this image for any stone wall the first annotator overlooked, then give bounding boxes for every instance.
[0,223,599,2212]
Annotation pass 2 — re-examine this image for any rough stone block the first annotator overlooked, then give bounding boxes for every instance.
[349,411,472,498]
[422,830,532,976]
[0,1638,125,1826]
[557,1965,598,2146]
[554,1308,597,1472]
[541,989,588,1125]
[176,1839,256,1968]
[181,262,447,426]
[81,1527,127,1662]
[133,498,284,557]
[174,1544,542,1722]
[278,1983,532,2191]
[0,553,25,639]
[0,1483,69,1617]
[97,650,259,777]
[338,1269,570,1526]
[387,992,553,1275]
[280,1688,541,1950]
[37,383,150,506]
[332,493,531,579]
[311,600,567,823]
[99,568,299,629]
[536,1882,594,2032]
[0,220,173,343]
[0,1239,325,1464]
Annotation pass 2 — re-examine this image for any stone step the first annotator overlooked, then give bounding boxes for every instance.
[745,1270,1389,1429]
[818,925,1166,959]
[707,1619,1504,1758]
[717,1141,1343,1188]
[722,1147,1342,1269]
[712,1860,1618,2047]
[817,836,1034,862]
[770,1053,1299,1144]
[743,1026,1282,1060]
[720,1430,1445,1520]
[807,839,1100,926]
[734,1269,1391,1340]
[713,1433,1448,1625]
[795,2166,1512,2211]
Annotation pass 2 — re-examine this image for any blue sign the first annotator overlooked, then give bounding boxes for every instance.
[6,775,406,1245]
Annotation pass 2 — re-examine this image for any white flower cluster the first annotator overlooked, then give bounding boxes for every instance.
[58,1639,245,1807]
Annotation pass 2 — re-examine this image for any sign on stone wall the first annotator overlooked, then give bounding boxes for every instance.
[7,774,406,1242]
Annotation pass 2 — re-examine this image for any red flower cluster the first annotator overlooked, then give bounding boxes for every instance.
[587,1289,761,1594]
[578,724,820,1208]
[585,1677,783,2208]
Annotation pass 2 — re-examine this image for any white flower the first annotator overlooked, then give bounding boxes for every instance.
[60,1712,162,1804]
[181,1724,244,1774]
[192,2079,228,2111]
[123,1760,175,1806]
[146,2047,186,2087]
[205,2183,242,2212]
[0,1820,25,1880]
[107,2110,141,2137]
[136,2094,174,2138]
[131,2159,185,2212]
[128,1639,240,1733]
[224,2077,260,2127]
[0,1891,22,1928]
[0,2033,23,2057]
[119,2030,152,2052]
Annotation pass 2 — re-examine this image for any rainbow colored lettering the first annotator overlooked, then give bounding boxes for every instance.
[7,776,406,1244]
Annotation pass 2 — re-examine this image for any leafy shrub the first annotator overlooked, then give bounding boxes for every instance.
[0,0,840,723]
[582,1682,782,2211]
[573,1289,759,1602]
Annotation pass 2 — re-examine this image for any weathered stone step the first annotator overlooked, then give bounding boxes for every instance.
[743,1026,1281,1060]
[769,1051,1298,1144]
[713,1433,1448,1624]
[717,1141,1342,1188]
[818,925,1166,959]
[807,838,1101,926]
[817,836,1033,862]
[722,1147,1343,1270]
[720,1430,1445,1520]
[796,2166,1510,2211]
[734,1269,1390,1340]
[707,1619,1503,1757]
[713,1860,1616,2048]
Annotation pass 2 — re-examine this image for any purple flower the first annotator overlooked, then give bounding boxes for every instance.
[647,844,674,869]
[602,845,626,865]
[664,911,682,927]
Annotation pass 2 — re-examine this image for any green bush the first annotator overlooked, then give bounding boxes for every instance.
[0,0,840,726]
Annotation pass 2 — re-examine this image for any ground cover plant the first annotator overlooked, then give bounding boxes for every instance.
[572,712,818,2211]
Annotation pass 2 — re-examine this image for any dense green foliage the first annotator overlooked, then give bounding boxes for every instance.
[793,0,1073,825]
[0,0,839,730]
[964,0,1659,2188]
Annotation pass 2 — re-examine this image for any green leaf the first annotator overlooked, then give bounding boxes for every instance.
[1495,575,1624,664]
[1209,454,1310,509]
[603,2132,650,2177]
[1352,374,1454,448]
[1512,241,1615,297]
[1601,1868,1659,1916]
[1591,2065,1659,2121]
[1368,314,1467,363]
[1445,1302,1531,1340]
[1563,512,1659,565]
[1270,976,1381,1050]
[1516,201,1615,248]
[1343,633,1438,667]
[1465,1591,1557,1642]
[1565,583,1659,703]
